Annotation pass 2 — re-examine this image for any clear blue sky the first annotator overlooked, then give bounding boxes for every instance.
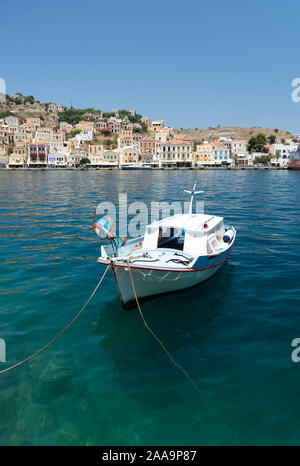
[2,0,300,132]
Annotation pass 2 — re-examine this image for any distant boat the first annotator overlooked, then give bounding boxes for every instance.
[121,163,152,170]
[288,151,300,169]
[95,183,236,309]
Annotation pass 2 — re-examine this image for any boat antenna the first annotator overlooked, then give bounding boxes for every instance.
[184,181,203,215]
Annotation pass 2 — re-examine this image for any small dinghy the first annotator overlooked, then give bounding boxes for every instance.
[95,183,236,309]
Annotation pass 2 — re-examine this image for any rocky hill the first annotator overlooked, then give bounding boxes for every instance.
[174,126,293,142]
[0,93,294,143]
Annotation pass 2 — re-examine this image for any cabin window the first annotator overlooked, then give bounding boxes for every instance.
[157,227,184,251]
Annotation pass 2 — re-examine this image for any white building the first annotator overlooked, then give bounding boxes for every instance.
[48,103,64,113]
[48,152,67,167]
[231,140,247,155]
[270,142,298,157]
[75,130,93,147]
[66,153,82,167]
[212,148,232,165]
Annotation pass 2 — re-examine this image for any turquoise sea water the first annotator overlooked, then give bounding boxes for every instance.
[0,169,300,446]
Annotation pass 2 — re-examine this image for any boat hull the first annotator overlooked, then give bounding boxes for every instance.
[288,159,300,169]
[110,260,225,310]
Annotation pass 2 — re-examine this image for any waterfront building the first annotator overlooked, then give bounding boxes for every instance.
[47,152,67,167]
[231,140,247,155]
[212,147,232,165]
[141,152,159,167]
[194,142,214,165]
[102,150,119,166]
[235,153,250,166]
[270,142,298,157]
[140,137,157,154]
[117,146,139,166]
[8,153,26,167]
[66,153,82,167]
[28,144,49,167]
[159,140,193,167]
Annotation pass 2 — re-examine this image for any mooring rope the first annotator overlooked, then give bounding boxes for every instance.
[126,261,208,405]
[0,265,110,375]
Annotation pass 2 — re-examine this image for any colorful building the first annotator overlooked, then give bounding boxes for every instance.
[159,140,193,167]
[28,144,49,166]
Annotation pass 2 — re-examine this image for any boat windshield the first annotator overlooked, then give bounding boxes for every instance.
[157,227,184,251]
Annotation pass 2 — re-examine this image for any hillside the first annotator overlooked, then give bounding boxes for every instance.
[174,126,292,142]
[0,104,58,127]
[0,93,294,143]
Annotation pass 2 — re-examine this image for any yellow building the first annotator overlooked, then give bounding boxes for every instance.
[88,144,104,156]
[101,150,119,166]
[13,145,27,155]
[25,118,41,127]
[194,142,222,165]
[119,134,133,147]
[9,153,26,167]
[119,147,139,165]
[151,120,164,132]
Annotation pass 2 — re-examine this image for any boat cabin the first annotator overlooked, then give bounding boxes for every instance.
[142,213,225,256]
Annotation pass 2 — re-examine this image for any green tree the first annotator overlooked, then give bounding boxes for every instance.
[253,155,270,165]
[274,150,281,162]
[24,95,35,104]
[281,138,286,144]
[0,110,14,119]
[58,107,100,124]
[100,129,110,137]
[70,129,81,136]
[247,133,267,153]
[80,157,91,165]
[268,135,276,144]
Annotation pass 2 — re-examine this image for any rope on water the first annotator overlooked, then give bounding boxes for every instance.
[0,265,110,375]
[126,261,208,405]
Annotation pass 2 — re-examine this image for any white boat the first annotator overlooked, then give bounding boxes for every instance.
[97,184,236,309]
[121,163,152,170]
